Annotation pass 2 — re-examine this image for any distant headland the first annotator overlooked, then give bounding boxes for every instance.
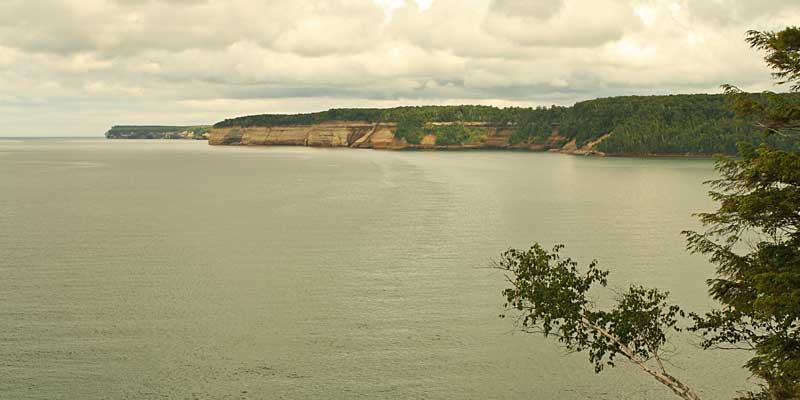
[105,126,210,140]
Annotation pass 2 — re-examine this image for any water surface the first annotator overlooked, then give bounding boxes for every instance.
[0,139,751,399]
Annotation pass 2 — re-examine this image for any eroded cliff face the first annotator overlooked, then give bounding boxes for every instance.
[209,122,396,148]
[550,133,610,156]
[210,122,514,149]
[208,121,578,152]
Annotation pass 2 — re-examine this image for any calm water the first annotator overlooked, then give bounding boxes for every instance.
[1,139,751,399]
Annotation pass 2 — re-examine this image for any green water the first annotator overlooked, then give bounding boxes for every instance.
[0,139,751,399]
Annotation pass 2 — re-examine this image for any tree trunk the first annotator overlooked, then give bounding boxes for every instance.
[581,318,701,400]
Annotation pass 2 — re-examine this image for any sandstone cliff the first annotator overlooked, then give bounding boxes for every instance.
[552,133,610,156]
[209,122,525,150]
[206,121,622,157]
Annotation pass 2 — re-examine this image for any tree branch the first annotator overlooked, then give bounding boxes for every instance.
[580,317,701,400]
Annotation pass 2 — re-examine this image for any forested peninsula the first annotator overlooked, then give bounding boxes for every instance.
[106,126,210,140]
[210,93,800,156]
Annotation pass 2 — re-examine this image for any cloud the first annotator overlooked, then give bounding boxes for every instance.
[685,0,800,27]
[483,0,640,48]
[489,0,564,19]
[0,0,797,136]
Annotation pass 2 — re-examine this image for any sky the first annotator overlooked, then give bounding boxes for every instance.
[0,0,798,136]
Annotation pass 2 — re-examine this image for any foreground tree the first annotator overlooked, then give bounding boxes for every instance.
[499,27,800,399]
[498,244,700,399]
[685,27,800,400]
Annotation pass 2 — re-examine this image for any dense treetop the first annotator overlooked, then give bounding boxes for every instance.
[213,106,507,128]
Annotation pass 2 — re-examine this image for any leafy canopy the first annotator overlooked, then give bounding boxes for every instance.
[499,244,699,400]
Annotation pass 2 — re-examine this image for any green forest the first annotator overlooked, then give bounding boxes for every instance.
[213,93,800,154]
[106,125,210,139]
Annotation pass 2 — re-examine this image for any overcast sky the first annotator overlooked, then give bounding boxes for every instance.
[0,0,797,136]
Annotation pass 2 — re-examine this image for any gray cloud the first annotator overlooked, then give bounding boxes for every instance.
[0,0,797,136]
[686,0,800,27]
[489,0,564,19]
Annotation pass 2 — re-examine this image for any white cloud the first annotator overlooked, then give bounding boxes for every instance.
[0,46,19,67]
[415,0,434,11]
[374,0,405,20]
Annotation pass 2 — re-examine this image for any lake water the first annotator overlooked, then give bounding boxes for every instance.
[0,139,752,399]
